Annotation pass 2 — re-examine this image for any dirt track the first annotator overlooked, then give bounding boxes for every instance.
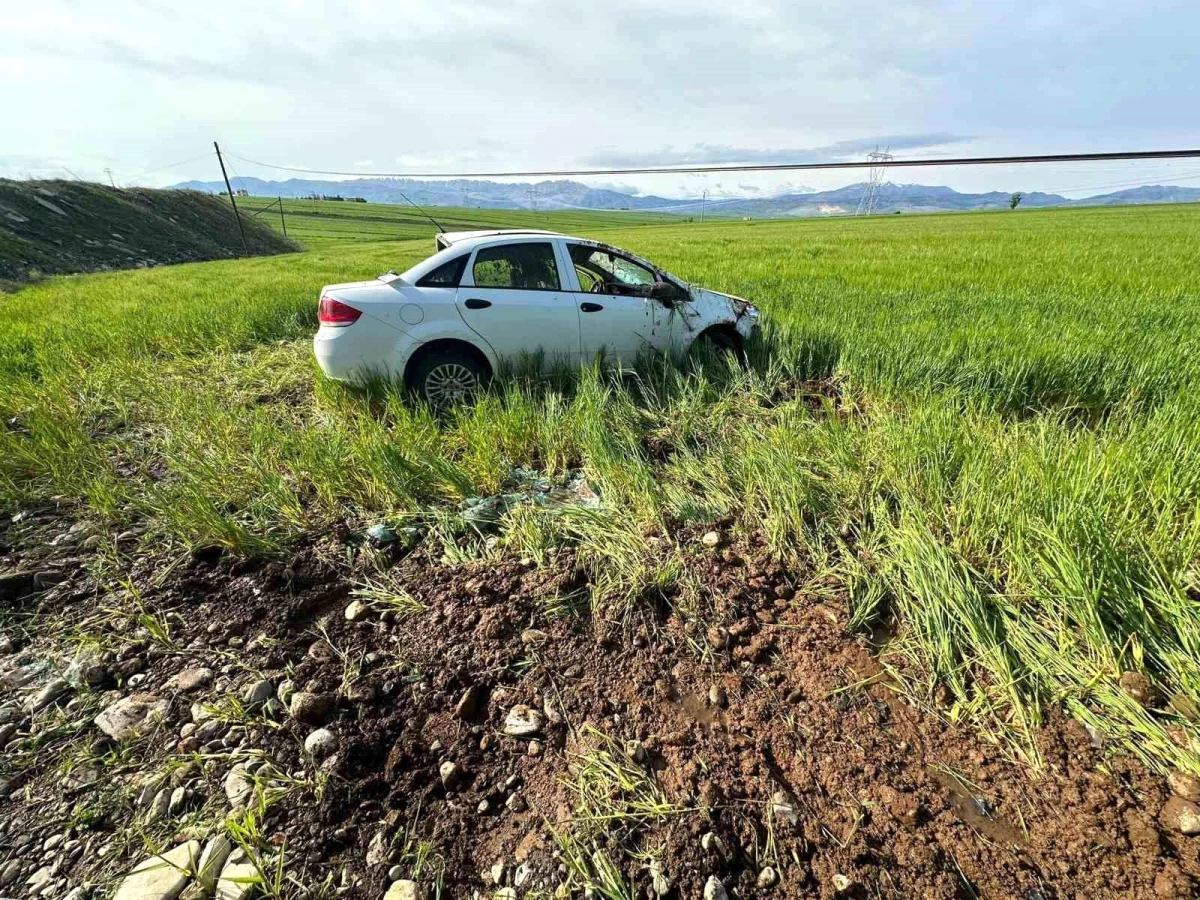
[0,516,1197,900]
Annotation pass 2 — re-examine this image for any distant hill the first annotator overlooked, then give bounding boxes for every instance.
[0,180,298,286]
[173,175,1200,217]
[705,183,1069,217]
[171,176,681,212]
[1064,184,1200,206]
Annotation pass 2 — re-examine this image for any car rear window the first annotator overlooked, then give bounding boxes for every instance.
[416,254,467,288]
[472,242,561,290]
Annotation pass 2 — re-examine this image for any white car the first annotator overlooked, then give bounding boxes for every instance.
[314,229,759,406]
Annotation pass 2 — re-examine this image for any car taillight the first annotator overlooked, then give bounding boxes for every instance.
[318,295,362,326]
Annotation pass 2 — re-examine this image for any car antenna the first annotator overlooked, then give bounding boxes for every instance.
[396,188,445,233]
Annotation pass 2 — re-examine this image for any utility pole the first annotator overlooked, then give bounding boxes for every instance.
[105,168,116,188]
[700,189,707,225]
[213,141,250,257]
[277,196,287,238]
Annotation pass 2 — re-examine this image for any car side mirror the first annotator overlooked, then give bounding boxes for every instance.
[649,281,675,305]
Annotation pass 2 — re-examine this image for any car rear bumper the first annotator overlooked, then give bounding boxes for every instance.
[313,321,405,382]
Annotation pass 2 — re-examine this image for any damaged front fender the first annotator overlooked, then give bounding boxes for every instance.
[670,286,760,351]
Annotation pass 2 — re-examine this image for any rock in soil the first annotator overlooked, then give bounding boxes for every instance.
[65,650,107,688]
[771,791,798,827]
[27,677,70,712]
[113,841,199,900]
[224,764,254,807]
[94,694,168,740]
[454,683,487,720]
[1161,796,1200,835]
[289,691,335,725]
[215,848,258,900]
[757,866,778,889]
[241,678,274,706]
[165,667,213,693]
[649,859,671,896]
[384,879,425,900]
[195,835,232,894]
[703,875,728,900]
[701,832,725,857]
[145,788,170,824]
[304,727,336,760]
[503,704,544,737]
[1169,771,1200,803]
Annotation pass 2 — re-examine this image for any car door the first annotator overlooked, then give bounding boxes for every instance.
[455,240,581,369]
[565,243,663,365]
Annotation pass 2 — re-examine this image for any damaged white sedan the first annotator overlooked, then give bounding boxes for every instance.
[314,229,759,406]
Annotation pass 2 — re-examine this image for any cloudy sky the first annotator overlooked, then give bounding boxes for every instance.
[6,0,1200,198]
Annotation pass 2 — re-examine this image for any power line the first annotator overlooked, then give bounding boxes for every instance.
[225,148,1200,180]
[120,152,213,183]
[1041,168,1200,196]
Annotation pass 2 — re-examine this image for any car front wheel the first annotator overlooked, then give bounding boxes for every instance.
[409,348,487,409]
[691,327,746,366]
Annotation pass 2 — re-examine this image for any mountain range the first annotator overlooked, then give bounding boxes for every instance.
[171,175,1200,217]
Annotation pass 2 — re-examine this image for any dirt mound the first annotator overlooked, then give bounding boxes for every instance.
[0,179,298,286]
[0,517,1197,900]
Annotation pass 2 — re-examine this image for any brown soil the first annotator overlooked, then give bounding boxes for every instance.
[1,516,1197,900]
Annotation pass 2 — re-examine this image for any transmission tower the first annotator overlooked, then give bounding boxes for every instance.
[855,147,893,215]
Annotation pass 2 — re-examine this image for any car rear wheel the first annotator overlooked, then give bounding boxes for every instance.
[409,347,488,409]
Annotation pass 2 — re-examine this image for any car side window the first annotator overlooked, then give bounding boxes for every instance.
[568,244,655,295]
[416,255,467,288]
[472,243,561,290]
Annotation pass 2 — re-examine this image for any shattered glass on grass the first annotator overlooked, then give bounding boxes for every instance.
[458,468,600,530]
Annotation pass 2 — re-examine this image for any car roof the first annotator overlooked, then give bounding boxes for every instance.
[435,229,564,250]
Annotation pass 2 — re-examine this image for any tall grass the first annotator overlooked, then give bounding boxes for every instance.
[2,204,1198,775]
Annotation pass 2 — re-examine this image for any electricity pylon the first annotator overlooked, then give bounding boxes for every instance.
[855,147,893,215]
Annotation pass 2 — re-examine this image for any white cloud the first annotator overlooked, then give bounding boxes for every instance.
[3,0,1199,196]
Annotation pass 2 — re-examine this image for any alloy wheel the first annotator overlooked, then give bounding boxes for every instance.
[424,362,480,407]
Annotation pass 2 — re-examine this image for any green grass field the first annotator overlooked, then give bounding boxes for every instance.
[238,195,684,248]
[3,203,1199,776]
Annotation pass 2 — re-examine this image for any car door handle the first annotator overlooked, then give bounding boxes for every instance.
[580,302,603,312]
[463,298,492,310]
